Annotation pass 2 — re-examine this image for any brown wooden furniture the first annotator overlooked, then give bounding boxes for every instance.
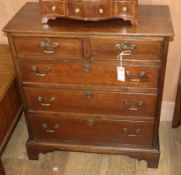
[3,2,174,168]
[172,69,181,128]
[39,0,138,25]
[0,45,22,175]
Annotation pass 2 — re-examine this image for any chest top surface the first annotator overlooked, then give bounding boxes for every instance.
[3,2,174,38]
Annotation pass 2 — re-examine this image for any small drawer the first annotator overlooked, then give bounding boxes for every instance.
[67,2,112,20]
[115,1,134,17]
[29,114,154,146]
[68,3,85,19]
[41,0,66,17]
[24,87,157,117]
[19,61,160,89]
[90,39,162,60]
[95,3,113,19]
[13,36,83,59]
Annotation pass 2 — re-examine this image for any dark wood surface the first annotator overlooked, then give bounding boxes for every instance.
[172,70,181,128]
[4,2,174,168]
[0,45,23,175]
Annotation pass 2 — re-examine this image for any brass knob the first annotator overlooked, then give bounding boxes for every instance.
[51,5,57,12]
[122,6,128,13]
[74,8,80,14]
[99,8,104,14]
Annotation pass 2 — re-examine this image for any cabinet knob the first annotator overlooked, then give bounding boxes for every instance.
[122,6,128,13]
[99,8,104,14]
[51,5,57,12]
[74,8,80,14]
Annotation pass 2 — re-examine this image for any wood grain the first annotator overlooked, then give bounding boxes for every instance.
[3,3,173,168]
[0,0,180,105]
[2,117,181,175]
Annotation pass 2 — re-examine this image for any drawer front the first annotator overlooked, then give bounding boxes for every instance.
[24,87,157,117]
[19,61,160,88]
[115,1,134,17]
[67,2,112,20]
[90,39,162,60]
[41,0,66,17]
[29,114,154,146]
[13,37,83,59]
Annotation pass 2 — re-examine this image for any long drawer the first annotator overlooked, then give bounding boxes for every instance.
[29,113,154,146]
[19,61,160,89]
[24,87,157,117]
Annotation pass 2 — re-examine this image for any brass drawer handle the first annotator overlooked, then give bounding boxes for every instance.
[40,38,59,54]
[38,96,55,106]
[86,119,94,127]
[123,128,141,137]
[123,100,144,111]
[83,63,91,72]
[85,91,93,99]
[126,71,148,82]
[31,66,52,77]
[42,123,59,133]
[115,41,136,52]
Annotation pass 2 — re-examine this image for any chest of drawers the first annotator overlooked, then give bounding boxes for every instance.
[3,3,174,168]
[39,0,138,25]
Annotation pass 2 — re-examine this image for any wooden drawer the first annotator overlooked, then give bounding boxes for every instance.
[41,0,67,17]
[29,114,154,146]
[90,39,162,60]
[19,61,160,89]
[13,36,83,59]
[39,0,138,25]
[115,1,134,17]
[24,87,157,117]
[67,2,112,20]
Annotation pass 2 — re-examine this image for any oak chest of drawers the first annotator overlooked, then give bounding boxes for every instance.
[3,2,174,168]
